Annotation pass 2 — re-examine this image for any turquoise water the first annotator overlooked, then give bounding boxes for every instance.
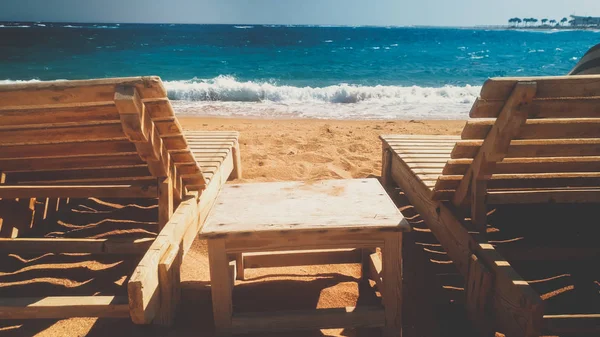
[1,23,598,119]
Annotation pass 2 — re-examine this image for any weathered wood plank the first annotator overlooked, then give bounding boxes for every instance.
[208,239,233,336]
[369,252,384,297]
[443,156,600,176]
[155,119,184,137]
[465,253,494,336]
[0,296,129,319]
[437,172,600,191]
[486,189,600,204]
[0,101,119,126]
[0,76,166,106]
[470,97,600,118]
[462,118,600,140]
[154,244,183,326]
[200,179,409,239]
[115,85,151,142]
[479,75,600,101]
[231,141,242,180]
[231,306,385,333]
[158,177,174,231]
[0,122,127,146]
[0,154,144,172]
[0,237,153,254]
[6,166,150,184]
[162,135,188,150]
[382,233,402,337]
[0,184,158,198]
[243,249,362,268]
[128,193,200,324]
[144,98,175,118]
[452,138,600,159]
[0,140,137,160]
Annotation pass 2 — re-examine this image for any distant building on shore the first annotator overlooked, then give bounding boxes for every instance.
[570,15,600,27]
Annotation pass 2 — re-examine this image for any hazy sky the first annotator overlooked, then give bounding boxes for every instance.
[2,0,600,26]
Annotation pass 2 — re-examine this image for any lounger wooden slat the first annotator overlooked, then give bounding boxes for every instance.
[381,74,600,336]
[0,154,145,172]
[143,98,175,118]
[478,75,600,100]
[452,138,600,158]
[0,237,153,254]
[470,97,600,118]
[0,76,242,326]
[0,122,128,146]
[5,166,151,183]
[0,76,166,105]
[0,141,138,159]
[0,101,120,126]
[462,118,600,140]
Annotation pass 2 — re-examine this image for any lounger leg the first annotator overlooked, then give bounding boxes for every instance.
[381,147,393,187]
[471,179,488,235]
[208,239,233,336]
[158,177,174,231]
[382,232,403,337]
[155,244,183,326]
[231,141,243,180]
[235,253,245,280]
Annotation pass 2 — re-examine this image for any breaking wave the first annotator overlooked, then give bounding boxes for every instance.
[163,76,480,105]
[0,77,479,119]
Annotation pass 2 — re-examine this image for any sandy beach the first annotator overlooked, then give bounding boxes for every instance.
[0,117,467,337]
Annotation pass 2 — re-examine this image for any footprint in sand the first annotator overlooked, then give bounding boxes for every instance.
[326,163,354,179]
[347,154,371,162]
[295,153,334,163]
[348,143,369,153]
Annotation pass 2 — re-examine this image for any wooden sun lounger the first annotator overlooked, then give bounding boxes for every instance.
[380,75,600,336]
[0,77,241,325]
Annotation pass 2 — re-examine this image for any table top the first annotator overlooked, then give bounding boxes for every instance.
[200,178,410,239]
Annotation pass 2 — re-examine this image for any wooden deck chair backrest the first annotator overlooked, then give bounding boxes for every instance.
[431,75,600,229]
[0,76,205,202]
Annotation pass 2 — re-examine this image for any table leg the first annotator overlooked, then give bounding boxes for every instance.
[235,253,245,280]
[208,239,233,336]
[382,232,403,337]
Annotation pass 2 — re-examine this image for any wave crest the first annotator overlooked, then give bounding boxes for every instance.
[163,76,480,105]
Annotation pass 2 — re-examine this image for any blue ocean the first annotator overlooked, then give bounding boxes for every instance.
[0,22,598,119]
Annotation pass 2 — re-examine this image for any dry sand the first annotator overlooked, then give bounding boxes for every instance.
[0,118,467,337]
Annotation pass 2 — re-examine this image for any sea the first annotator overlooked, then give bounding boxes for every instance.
[0,22,598,119]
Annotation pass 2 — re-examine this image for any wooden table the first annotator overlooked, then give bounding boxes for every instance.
[201,178,410,336]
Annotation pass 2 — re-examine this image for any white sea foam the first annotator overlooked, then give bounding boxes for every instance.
[162,76,479,119]
[234,26,253,29]
[0,77,477,120]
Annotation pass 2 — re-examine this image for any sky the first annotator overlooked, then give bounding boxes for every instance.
[2,0,600,26]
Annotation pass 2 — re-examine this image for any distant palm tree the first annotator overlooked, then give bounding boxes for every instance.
[516,18,522,26]
[561,17,568,26]
[549,19,557,26]
[541,18,548,25]
[532,18,539,26]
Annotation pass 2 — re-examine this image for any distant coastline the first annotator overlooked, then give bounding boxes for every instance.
[476,25,600,31]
